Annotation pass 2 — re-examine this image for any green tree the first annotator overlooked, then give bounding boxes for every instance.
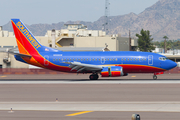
[163,36,169,53]
[136,29,155,52]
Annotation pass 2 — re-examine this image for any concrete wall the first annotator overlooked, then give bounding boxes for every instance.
[74,37,117,51]
[0,37,17,48]
[117,37,130,51]
[0,36,48,48]
[36,36,49,46]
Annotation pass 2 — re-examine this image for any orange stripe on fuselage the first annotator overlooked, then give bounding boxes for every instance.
[117,64,165,73]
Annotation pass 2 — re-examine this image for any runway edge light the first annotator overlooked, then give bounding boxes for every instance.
[132,114,140,120]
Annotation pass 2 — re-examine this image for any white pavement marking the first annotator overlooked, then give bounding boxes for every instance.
[1,102,180,112]
[0,80,180,84]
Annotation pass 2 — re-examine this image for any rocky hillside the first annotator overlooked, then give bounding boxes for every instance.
[3,0,180,41]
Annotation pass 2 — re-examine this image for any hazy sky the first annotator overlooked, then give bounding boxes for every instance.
[0,0,159,25]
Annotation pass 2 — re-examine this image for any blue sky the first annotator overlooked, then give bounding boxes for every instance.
[0,0,159,25]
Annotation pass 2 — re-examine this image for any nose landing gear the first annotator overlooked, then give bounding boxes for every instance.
[89,73,99,80]
[153,75,157,80]
[153,72,164,80]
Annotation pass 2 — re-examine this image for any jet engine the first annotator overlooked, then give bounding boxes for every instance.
[101,66,124,77]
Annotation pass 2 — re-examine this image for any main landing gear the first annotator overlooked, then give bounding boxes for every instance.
[89,73,99,80]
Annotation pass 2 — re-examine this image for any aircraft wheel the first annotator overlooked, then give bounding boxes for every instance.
[153,75,157,80]
[89,75,94,80]
[89,74,99,80]
[95,74,99,80]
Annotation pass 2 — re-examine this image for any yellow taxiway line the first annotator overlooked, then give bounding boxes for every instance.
[1,76,6,77]
[66,111,93,116]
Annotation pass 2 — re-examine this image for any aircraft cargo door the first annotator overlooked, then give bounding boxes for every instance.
[148,55,153,65]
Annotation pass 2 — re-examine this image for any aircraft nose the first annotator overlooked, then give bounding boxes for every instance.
[170,61,177,69]
[172,62,177,68]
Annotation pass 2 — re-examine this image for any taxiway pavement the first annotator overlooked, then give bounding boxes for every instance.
[0,73,180,120]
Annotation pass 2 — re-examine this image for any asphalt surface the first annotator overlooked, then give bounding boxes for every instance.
[0,73,180,120]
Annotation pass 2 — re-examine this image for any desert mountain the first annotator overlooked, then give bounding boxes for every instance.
[3,0,180,41]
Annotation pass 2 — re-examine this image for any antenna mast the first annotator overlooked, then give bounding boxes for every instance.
[104,0,110,34]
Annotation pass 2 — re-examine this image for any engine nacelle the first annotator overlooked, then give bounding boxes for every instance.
[101,66,124,77]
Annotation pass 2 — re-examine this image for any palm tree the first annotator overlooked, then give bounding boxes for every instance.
[163,36,169,53]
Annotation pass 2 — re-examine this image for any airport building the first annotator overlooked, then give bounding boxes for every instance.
[0,24,138,68]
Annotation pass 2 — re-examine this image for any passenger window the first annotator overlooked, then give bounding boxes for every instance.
[81,58,83,61]
[136,58,138,61]
[99,58,100,61]
[95,58,97,61]
[76,58,77,61]
[73,58,74,61]
[124,58,126,61]
[67,58,69,61]
[84,58,86,61]
[62,58,63,61]
[59,59,61,61]
[64,58,66,61]
[70,58,71,61]
[92,58,94,61]
[56,59,58,61]
[87,58,88,61]
[133,58,135,61]
[116,58,117,61]
[78,58,80,61]
[121,58,123,61]
[144,58,146,61]
[53,59,55,61]
[89,58,91,61]
[127,58,129,61]
[130,58,132,61]
[110,58,112,61]
[108,58,109,61]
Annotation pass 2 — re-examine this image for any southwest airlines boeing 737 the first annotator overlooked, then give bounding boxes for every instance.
[10,19,177,80]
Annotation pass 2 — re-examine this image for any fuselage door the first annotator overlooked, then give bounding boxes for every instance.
[101,57,105,64]
[44,55,49,66]
[148,55,153,65]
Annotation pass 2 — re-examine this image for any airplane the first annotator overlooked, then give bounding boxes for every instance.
[10,19,177,80]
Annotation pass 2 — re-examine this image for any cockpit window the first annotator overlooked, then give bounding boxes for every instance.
[159,57,168,61]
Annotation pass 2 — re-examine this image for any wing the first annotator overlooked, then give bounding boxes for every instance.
[64,61,103,73]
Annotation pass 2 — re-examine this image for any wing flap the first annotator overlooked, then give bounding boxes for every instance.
[64,61,103,72]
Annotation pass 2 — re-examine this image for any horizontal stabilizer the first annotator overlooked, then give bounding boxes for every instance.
[8,51,32,58]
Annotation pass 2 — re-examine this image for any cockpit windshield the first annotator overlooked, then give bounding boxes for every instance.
[159,57,168,61]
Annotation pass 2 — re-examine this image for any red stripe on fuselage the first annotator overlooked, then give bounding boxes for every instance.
[117,64,165,73]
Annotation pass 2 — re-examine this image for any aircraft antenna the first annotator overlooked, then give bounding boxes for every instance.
[104,0,110,35]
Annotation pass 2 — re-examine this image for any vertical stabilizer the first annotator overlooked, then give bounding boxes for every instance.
[11,19,43,55]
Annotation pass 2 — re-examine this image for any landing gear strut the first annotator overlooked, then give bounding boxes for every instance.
[89,73,99,80]
[153,75,157,80]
